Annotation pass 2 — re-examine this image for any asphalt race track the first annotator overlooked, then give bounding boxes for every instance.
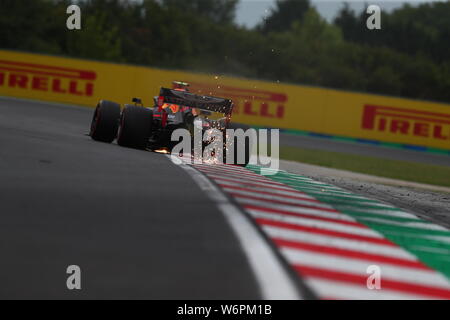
[0,97,260,299]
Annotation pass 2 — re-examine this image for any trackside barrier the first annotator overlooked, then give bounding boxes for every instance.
[1,49,450,152]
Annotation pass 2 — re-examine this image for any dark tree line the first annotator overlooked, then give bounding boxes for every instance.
[0,0,449,103]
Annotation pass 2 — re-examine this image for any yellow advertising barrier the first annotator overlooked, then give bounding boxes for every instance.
[1,49,450,151]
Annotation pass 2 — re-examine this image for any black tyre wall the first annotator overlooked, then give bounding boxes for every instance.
[117,105,153,149]
[90,100,121,143]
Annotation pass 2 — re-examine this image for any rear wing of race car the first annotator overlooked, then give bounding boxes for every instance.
[158,88,234,116]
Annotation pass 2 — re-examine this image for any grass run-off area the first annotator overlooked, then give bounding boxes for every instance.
[279,146,450,188]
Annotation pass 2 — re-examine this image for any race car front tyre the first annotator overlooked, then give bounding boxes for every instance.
[117,105,153,149]
[90,100,121,143]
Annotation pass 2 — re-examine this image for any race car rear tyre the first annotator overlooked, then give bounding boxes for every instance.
[90,100,121,143]
[117,105,153,150]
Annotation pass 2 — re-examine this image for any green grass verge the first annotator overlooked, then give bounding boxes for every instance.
[279,146,450,188]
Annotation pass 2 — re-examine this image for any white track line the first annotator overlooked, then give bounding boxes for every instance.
[216,180,310,196]
[223,188,332,208]
[176,159,301,300]
[239,199,356,222]
[262,225,417,259]
[358,216,449,231]
[283,248,450,290]
[248,210,382,238]
[205,174,295,190]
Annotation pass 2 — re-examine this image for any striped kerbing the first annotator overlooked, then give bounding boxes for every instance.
[192,163,450,300]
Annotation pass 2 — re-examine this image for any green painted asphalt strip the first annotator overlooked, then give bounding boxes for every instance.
[343,211,432,223]
[246,165,450,279]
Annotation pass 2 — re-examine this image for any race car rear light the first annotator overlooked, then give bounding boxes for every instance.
[157,96,165,110]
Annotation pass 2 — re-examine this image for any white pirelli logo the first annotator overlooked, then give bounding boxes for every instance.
[0,59,96,97]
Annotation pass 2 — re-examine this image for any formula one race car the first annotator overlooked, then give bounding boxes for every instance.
[89,81,251,166]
